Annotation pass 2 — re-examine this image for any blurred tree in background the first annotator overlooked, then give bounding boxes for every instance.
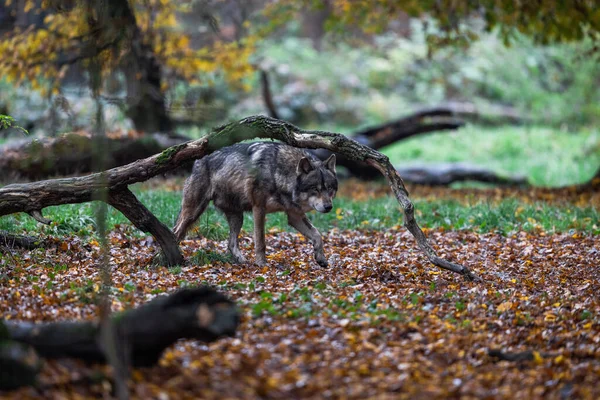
[0,0,258,132]
[0,1,598,140]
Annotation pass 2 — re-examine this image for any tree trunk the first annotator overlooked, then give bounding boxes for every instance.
[0,287,238,390]
[93,0,172,133]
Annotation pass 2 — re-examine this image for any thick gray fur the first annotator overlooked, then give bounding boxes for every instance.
[173,142,337,267]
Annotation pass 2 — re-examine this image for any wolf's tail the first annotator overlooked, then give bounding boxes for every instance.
[172,160,211,241]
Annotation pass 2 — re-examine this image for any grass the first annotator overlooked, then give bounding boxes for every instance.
[381,124,600,187]
[1,186,598,239]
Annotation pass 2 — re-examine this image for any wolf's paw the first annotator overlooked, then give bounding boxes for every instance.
[255,256,267,267]
[231,253,247,264]
[315,256,329,268]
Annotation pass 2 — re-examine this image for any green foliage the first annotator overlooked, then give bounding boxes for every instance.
[383,125,600,187]
[191,249,234,266]
[289,0,600,46]
[0,114,28,134]
[252,29,600,127]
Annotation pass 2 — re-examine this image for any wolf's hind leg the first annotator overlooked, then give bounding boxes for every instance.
[224,211,246,263]
[252,206,267,266]
[287,212,328,268]
[173,182,210,242]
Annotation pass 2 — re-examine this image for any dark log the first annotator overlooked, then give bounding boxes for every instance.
[108,188,183,265]
[5,287,238,368]
[396,163,528,186]
[357,103,528,142]
[0,340,42,391]
[311,103,527,181]
[488,349,538,362]
[0,231,47,250]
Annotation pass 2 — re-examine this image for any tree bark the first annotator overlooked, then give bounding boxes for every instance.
[108,188,183,265]
[0,131,189,181]
[0,138,212,265]
[112,0,172,132]
[83,0,171,133]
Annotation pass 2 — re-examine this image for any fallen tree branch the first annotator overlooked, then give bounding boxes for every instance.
[0,131,191,181]
[4,287,238,368]
[260,69,281,120]
[396,163,528,186]
[0,231,47,250]
[0,287,238,390]
[212,116,478,280]
[0,115,478,279]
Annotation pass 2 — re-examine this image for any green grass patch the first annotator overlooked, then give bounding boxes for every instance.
[382,124,600,187]
[191,249,235,265]
[1,187,598,238]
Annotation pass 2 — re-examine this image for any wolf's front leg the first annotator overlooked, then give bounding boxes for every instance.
[252,206,267,266]
[287,212,328,268]
[224,211,246,263]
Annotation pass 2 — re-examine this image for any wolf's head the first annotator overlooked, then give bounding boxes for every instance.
[294,154,338,213]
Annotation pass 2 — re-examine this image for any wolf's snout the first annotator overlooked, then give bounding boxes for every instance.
[316,202,333,213]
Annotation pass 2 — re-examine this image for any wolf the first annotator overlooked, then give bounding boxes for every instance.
[173,142,337,267]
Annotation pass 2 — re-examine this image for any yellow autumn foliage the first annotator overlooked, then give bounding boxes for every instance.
[0,0,257,95]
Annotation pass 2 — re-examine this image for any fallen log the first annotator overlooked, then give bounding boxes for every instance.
[0,130,191,181]
[0,101,529,185]
[0,115,477,279]
[0,340,41,391]
[212,116,478,280]
[396,163,528,186]
[0,286,238,390]
[5,286,238,367]
[0,231,47,250]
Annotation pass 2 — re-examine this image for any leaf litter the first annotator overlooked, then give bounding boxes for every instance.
[1,182,599,399]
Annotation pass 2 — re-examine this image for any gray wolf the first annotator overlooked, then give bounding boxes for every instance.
[173,142,337,267]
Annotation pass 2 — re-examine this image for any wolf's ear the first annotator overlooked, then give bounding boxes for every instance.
[325,154,336,174]
[297,157,314,175]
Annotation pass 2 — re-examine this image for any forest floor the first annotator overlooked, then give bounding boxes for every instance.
[1,180,599,399]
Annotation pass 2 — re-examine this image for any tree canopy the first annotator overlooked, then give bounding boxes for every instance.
[0,0,597,132]
[269,0,600,45]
